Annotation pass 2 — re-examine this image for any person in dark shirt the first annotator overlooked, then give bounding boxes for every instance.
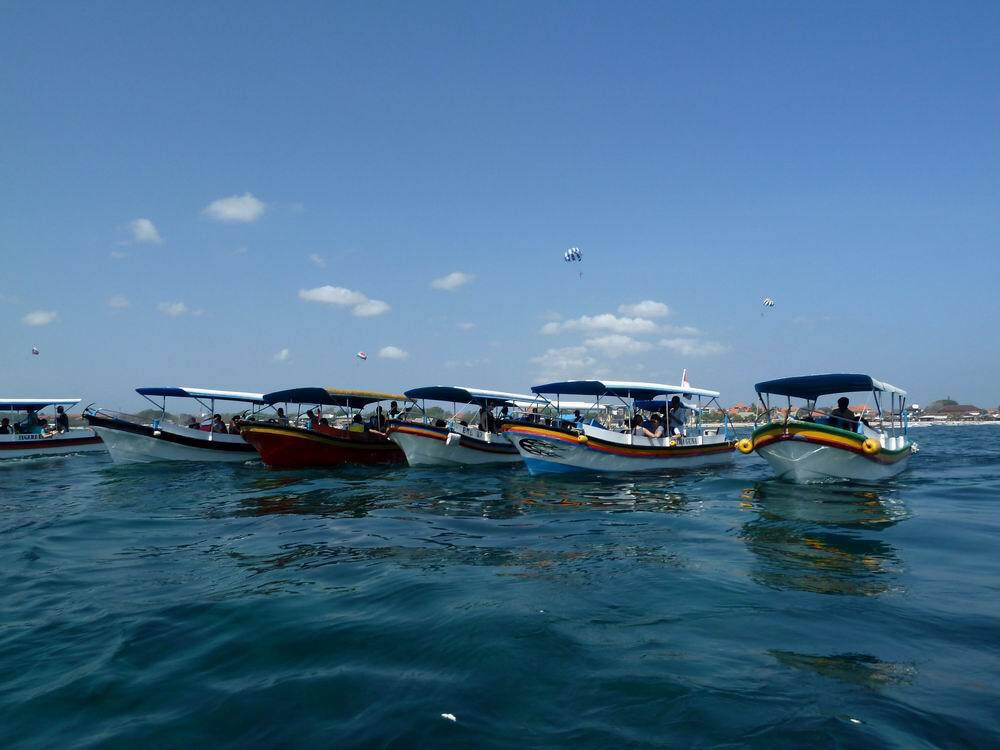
[211,414,227,433]
[187,417,200,429]
[55,406,70,433]
[0,417,10,434]
[829,397,859,431]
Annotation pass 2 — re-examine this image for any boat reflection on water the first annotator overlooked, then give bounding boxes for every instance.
[770,650,916,689]
[498,472,693,516]
[738,480,908,596]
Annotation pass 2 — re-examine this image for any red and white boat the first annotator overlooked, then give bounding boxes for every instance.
[1,398,105,460]
[240,387,409,469]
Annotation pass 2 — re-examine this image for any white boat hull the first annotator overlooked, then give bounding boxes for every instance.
[0,428,105,460]
[504,422,735,475]
[756,440,911,483]
[91,424,257,464]
[388,423,521,466]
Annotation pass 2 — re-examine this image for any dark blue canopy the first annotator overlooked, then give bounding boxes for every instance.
[264,387,407,408]
[754,374,906,399]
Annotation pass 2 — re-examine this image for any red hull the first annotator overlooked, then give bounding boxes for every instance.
[240,423,405,469]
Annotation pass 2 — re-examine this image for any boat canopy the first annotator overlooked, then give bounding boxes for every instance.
[754,374,907,399]
[531,380,720,399]
[263,387,407,408]
[136,387,266,404]
[404,386,536,406]
[0,398,81,411]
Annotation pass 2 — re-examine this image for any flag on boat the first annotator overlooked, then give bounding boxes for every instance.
[356,351,367,361]
[681,369,690,390]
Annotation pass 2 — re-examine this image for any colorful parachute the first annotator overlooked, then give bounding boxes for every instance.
[31,347,39,356]
[356,351,367,361]
[564,247,582,263]
[762,297,775,308]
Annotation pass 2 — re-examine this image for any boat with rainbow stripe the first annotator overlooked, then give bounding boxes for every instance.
[502,379,736,475]
[743,374,916,483]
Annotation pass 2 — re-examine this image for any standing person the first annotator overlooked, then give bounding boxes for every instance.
[0,417,10,434]
[667,396,686,435]
[55,405,70,433]
[275,407,289,426]
[306,409,319,429]
[388,401,401,420]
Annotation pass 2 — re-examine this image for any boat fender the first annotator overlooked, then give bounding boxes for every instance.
[153,430,161,437]
[862,438,880,455]
[446,433,460,447]
[577,434,588,443]
[736,438,754,454]
[669,438,678,447]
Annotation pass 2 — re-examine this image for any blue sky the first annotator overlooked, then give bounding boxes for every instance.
[3,2,999,409]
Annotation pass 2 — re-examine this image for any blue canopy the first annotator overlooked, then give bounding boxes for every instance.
[264,387,407,408]
[136,387,265,404]
[0,398,80,412]
[532,379,720,399]
[404,386,535,406]
[754,374,906,399]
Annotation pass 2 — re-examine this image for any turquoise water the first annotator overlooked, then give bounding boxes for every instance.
[1,427,998,748]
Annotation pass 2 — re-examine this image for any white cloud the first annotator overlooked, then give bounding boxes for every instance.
[618,300,669,318]
[298,286,368,306]
[378,345,409,360]
[584,334,652,357]
[352,299,391,317]
[658,337,729,356]
[457,322,476,331]
[660,324,701,336]
[431,271,474,290]
[298,285,390,317]
[273,348,290,362]
[531,346,596,380]
[107,294,130,309]
[158,301,198,317]
[22,310,58,326]
[203,192,266,223]
[130,218,162,244]
[308,253,326,267]
[541,313,658,336]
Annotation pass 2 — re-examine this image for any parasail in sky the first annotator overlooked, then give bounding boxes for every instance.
[31,347,39,355]
[563,247,582,263]
[762,297,775,308]
[356,351,367,361]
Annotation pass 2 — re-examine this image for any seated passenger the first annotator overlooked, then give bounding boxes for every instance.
[55,405,70,433]
[642,412,665,438]
[187,417,200,429]
[571,409,583,428]
[23,408,42,434]
[211,414,228,433]
[229,417,241,434]
[630,414,646,435]
[829,397,859,431]
[319,418,330,427]
[275,407,289,426]
[349,414,365,432]
[388,401,401,420]
[0,417,10,434]
[306,409,319,429]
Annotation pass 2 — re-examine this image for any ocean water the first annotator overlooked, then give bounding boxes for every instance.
[1,427,998,749]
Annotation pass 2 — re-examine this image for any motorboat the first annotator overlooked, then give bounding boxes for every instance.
[502,379,736,475]
[0,398,104,460]
[239,387,409,468]
[83,387,266,463]
[745,374,915,482]
[386,386,537,466]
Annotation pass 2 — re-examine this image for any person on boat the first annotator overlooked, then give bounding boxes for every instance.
[0,417,10,434]
[319,418,330,428]
[569,409,583,428]
[630,414,646,435]
[830,397,859,431]
[275,407,289,426]
[498,405,510,424]
[306,409,319,430]
[388,401,401,420]
[22,409,42,435]
[667,396,685,436]
[55,406,70,433]
[187,417,200,429]
[478,406,490,432]
[642,412,665,438]
[229,416,241,434]
[211,414,227,433]
[349,414,365,433]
